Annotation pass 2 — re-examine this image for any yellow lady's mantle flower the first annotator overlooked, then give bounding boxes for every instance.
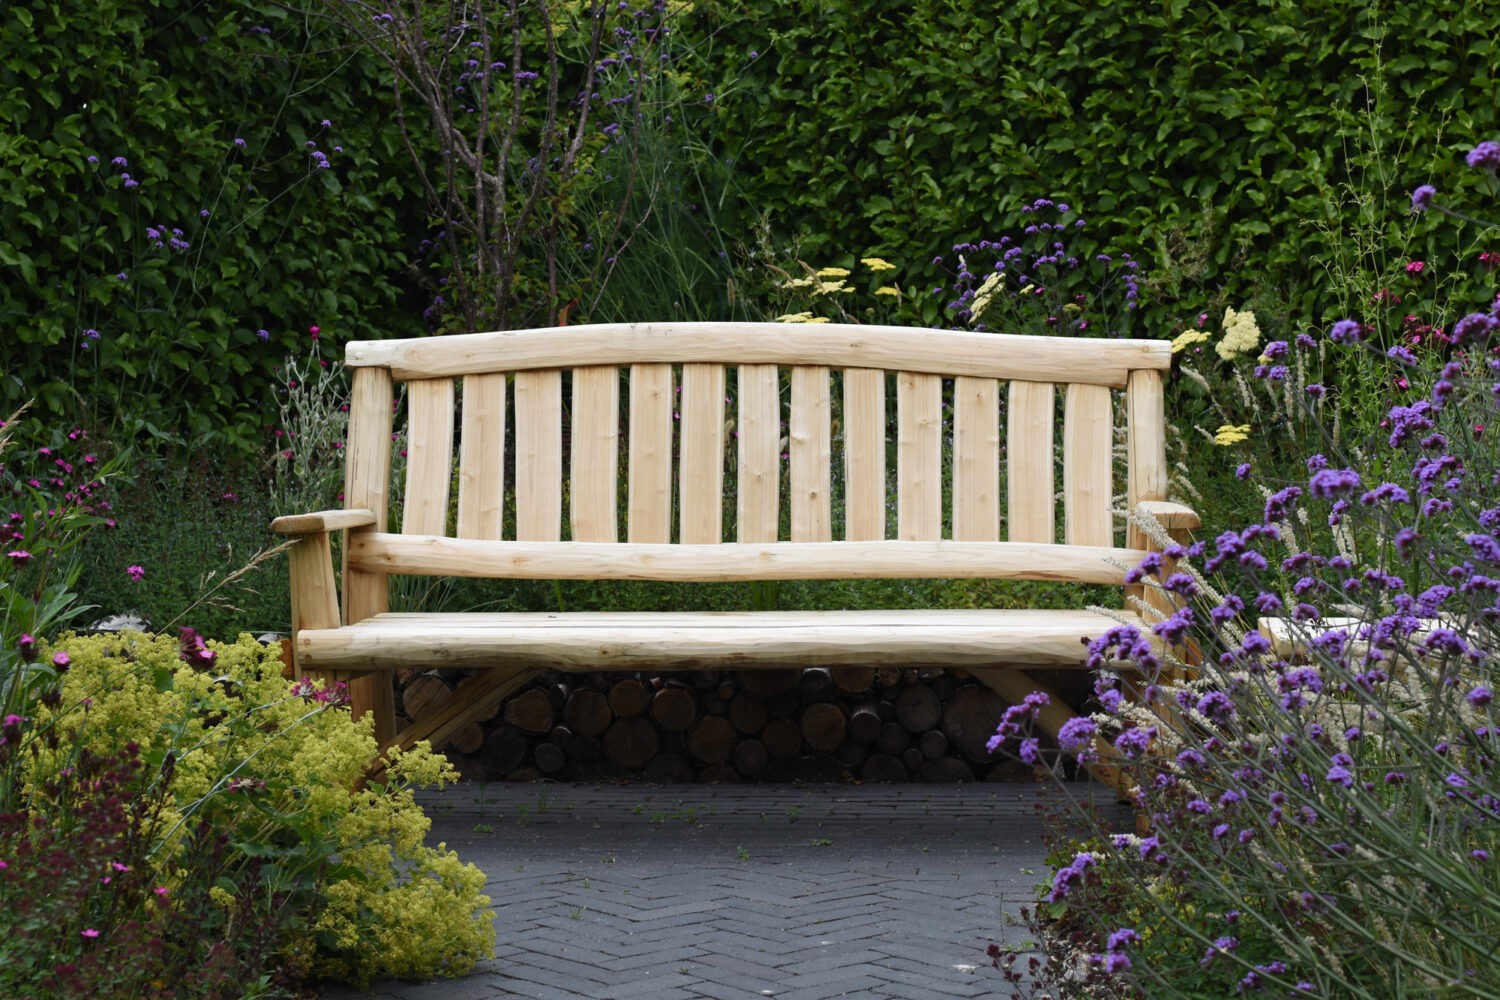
[860,257,896,271]
[1216,307,1261,361]
[1214,423,1251,446]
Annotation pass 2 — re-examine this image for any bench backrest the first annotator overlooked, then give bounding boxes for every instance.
[338,323,1171,584]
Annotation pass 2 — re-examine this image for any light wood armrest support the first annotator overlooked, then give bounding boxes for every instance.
[1135,500,1201,533]
[271,508,378,536]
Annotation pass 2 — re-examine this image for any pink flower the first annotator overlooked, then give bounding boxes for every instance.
[52,651,70,670]
[309,325,320,338]
[1405,260,1425,274]
[81,928,100,938]
[127,565,145,582]
[6,550,33,565]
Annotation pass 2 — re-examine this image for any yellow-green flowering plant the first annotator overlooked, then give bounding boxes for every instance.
[4,630,492,991]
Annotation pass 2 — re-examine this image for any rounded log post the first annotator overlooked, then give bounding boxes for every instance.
[650,687,698,732]
[801,702,846,753]
[877,721,911,757]
[686,715,737,766]
[831,666,876,694]
[608,677,651,717]
[728,693,769,734]
[602,716,659,769]
[564,689,612,738]
[942,684,1006,762]
[761,717,803,761]
[919,729,949,760]
[896,685,941,733]
[504,688,554,734]
[733,738,769,777]
[738,668,799,699]
[534,742,566,774]
[848,701,883,743]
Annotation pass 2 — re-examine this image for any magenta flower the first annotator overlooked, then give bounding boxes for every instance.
[127,564,145,582]
[52,651,70,670]
[81,928,100,939]
[5,550,33,565]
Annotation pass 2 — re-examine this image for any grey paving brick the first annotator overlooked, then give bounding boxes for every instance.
[313,781,1126,1000]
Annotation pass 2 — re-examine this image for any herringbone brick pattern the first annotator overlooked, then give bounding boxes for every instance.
[315,783,1130,999]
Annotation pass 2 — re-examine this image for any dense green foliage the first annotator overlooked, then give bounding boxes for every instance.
[0,0,424,456]
[701,0,1498,331]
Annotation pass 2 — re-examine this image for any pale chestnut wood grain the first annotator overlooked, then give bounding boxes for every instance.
[736,364,780,543]
[679,363,726,544]
[570,366,619,543]
[341,367,395,744]
[1007,380,1055,544]
[347,323,1170,386]
[843,368,887,541]
[1063,383,1113,547]
[515,370,562,541]
[952,376,999,541]
[897,372,941,540]
[457,372,507,540]
[271,509,376,535]
[347,535,1141,584]
[296,608,1152,673]
[789,366,831,542]
[402,378,455,537]
[628,363,673,543]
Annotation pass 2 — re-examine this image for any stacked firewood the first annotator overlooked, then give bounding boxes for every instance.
[394,666,1090,783]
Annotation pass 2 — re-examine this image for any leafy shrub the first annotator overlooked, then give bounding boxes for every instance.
[4,632,493,991]
[0,0,424,458]
[695,0,1496,332]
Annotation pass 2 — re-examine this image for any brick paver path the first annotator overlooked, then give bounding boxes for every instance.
[315,782,1128,1000]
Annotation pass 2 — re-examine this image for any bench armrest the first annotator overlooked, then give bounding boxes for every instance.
[1135,500,1201,533]
[270,508,377,536]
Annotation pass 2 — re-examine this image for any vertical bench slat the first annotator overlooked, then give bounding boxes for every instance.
[628,363,674,543]
[403,378,455,536]
[896,372,941,540]
[843,368,886,541]
[737,364,780,543]
[789,365,832,542]
[1063,383,1114,547]
[679,363,726,544]
[515,370,562,541]
[342,366,395,745]
[457,373,506,540]
[1006,380,1055,543]
[1126,367,1168,552]
[570,366,619,543]
[952,376,1000,541]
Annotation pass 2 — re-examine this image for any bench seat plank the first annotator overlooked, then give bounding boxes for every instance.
[297,609,1153,672]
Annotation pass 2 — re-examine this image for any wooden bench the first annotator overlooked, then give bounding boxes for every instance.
[271,322,1199,782]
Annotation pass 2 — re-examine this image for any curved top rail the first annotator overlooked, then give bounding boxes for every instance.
[345,322,1170,387]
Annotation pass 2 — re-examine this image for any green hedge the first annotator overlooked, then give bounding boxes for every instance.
[700,0,1498,329]
[0,0,425,457]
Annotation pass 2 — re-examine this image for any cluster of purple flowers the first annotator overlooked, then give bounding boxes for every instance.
[944,197,1142,338]
[987,141,1500,993]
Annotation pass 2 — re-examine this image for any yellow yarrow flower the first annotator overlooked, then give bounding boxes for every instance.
[875,286,900,297]
[782,277,816,290]
[1171,329,1211,353]
[775,311,815,323]
[806,316,831,323]
[814,279,849,295]
[1214,423,1251,446]
[860,257,896,272]
[816,266,851,278]
[1216,307,1261,361]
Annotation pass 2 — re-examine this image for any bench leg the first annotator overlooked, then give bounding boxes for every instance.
[287,533,340,690]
